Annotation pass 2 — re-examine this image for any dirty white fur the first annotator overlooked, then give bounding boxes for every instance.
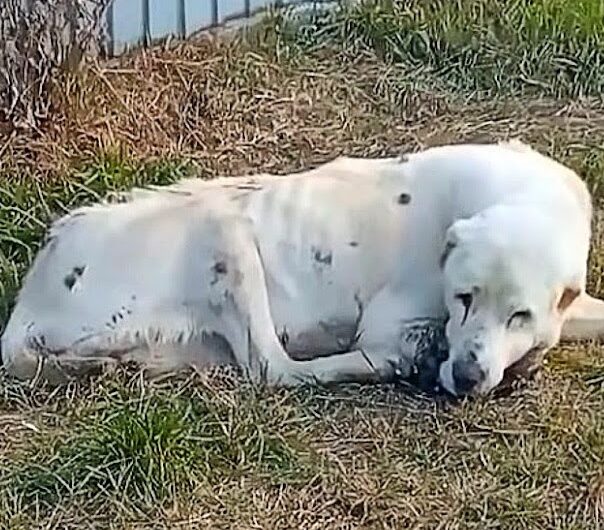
[2,141,604,395]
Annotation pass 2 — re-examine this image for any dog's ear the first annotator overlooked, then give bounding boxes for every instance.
[557,286,581,313]
[440,221,466,269]
[440,240,456,269]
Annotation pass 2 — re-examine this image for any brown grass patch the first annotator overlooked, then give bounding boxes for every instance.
[2,31,603,181]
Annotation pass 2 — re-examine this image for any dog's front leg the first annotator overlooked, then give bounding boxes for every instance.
[220,221,393,387]
[561,292,604,340]
[350,283,450,390]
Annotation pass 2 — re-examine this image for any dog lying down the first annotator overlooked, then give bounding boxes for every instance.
[3,140,604,397]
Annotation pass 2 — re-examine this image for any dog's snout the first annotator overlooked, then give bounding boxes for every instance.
[452,357,485,395]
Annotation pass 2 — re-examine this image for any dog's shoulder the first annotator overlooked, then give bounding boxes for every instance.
[499,139,592,221]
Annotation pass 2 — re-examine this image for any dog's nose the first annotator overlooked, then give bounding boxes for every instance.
[452,357,485,395]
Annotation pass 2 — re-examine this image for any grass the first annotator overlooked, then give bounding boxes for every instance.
[265,0,604,99]
[0,0,604,528]
[1,372,316,520]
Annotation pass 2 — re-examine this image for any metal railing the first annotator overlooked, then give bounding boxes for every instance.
[104,0,326,56]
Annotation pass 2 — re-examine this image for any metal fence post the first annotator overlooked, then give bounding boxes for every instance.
[211,0,218,25]
[176,0,186,37]
[141,0,150,46]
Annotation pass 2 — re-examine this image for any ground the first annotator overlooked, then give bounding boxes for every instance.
[1,1,604,528]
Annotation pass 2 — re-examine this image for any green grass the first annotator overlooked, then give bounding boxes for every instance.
[0,372,320,525]
[262,0,604,99]
[1,368,601,529]
[0,1,604,528]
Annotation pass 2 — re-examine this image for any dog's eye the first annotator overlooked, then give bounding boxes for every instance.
[455,293,472,324]
[455,293,473,309]
[508,310,532,327]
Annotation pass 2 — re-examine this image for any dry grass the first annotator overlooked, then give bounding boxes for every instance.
[1,2,604,528]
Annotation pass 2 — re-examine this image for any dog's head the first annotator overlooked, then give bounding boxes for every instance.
[438,204,585,396]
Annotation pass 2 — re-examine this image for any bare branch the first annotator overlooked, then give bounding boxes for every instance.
[0,0,111,130]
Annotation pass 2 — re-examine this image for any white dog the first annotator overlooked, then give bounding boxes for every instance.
[2,141,604,396]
